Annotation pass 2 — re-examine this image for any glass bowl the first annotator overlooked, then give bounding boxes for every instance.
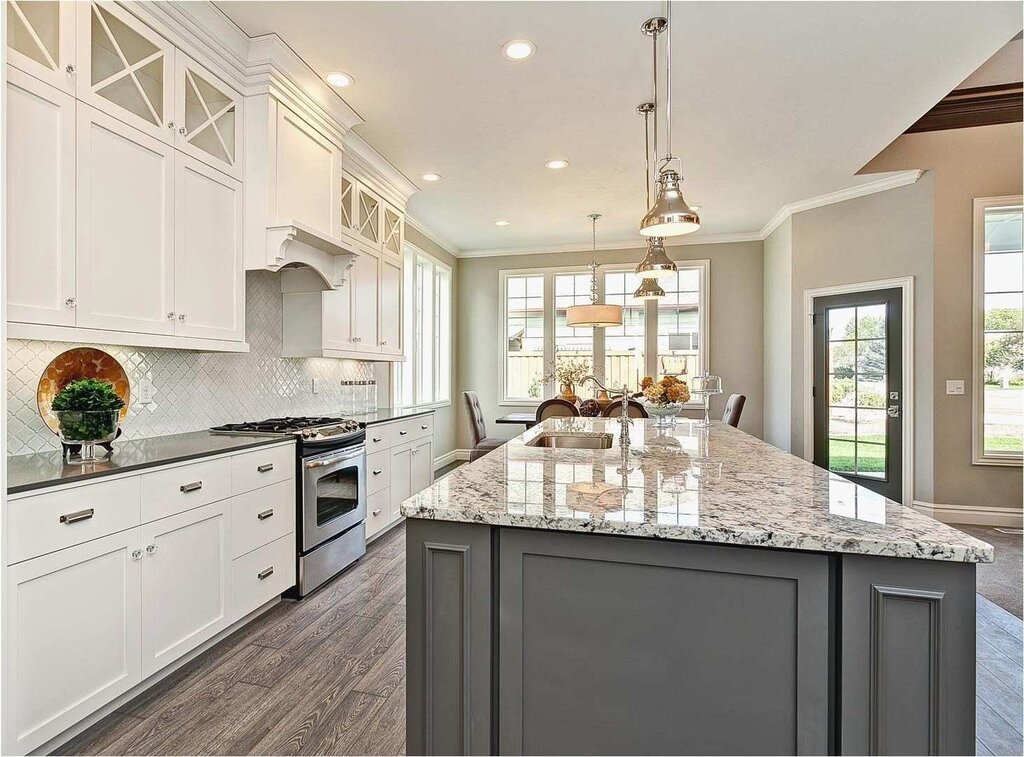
[53,410,120,461]
[643,401,684,427]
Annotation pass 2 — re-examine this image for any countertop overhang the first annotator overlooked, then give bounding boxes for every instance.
[402,418,993,563]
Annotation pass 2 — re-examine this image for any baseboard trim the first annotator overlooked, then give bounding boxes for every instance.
[912,500,1024,528]
[433,449,466,470]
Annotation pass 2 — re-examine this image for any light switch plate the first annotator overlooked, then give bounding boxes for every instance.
[946,379,965,396]
[139,379,155,405]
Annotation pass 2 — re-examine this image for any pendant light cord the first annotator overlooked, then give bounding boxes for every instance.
[643,108,651,208]
[589,214,600,304]
[665,0,672,166]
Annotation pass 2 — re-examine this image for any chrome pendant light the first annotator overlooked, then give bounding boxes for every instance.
[639,3,701,238]
[634,103,672,291]
[566,214,624,328]
[634,276,666,300]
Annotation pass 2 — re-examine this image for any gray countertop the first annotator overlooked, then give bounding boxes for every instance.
[351,407,436,425]
[402,418,993,563]
[7,432,294,495]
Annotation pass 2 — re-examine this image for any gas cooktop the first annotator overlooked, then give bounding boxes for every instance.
[210,416,361,440]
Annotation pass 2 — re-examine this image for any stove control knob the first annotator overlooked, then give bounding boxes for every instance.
[301,430,311,439]
[310,430,319,437]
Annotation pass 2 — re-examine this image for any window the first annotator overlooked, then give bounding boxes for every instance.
[501,261,708,403]
[974,197,1023,464]
[396,247,452,407]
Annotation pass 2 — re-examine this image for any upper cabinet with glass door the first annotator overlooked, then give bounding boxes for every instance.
[7,0,76,93]
[382,203,404,258]
[77,1,175,145]
[175,55,243,178]
[339,172,405,256]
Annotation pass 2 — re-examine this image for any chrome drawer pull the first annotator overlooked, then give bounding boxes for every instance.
[372,508,383,516]
[421,424,429,430]
[257,509,274,520]
[399,430,409,436]
[258,567,274,580]
[180,481,203,493]
[372,436,383,443]
[372,469,383,475]
[59,508,94,524]
[257,463,274,473]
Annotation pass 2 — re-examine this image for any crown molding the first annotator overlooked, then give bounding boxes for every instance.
[343,131,420,208]
[457,231,761,259]
[758,169,924,239]
[404,214,463,259]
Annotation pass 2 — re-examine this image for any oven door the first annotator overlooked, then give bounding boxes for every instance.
[301,444,366,552]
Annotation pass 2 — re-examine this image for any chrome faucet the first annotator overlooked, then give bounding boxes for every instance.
[581,375,633,440]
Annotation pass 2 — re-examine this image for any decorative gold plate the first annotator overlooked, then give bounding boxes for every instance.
[36,348,131,436]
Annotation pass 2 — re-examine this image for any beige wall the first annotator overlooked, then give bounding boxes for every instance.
[763,217,793,451]
[787,178,936,502]
[863,123,1023,509]
[403,225,460,460]
[455,241,765,451]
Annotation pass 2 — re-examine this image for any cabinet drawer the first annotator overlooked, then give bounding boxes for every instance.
[367,450,391,495]
[365,424,393,452]
[230,480,295,558]
[141,457,232,522]
[366,488,392,538]
[395,414,433,442]
[231,444,294,495]
[232,534,295,619]
[7,477,142,565]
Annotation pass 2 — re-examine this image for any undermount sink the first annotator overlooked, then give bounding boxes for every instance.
[527,433,615,449]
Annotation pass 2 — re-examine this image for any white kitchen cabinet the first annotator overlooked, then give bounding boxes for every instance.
[174,53,242,179]
[4,530,142,755]
[379,255,403,357]
[389,444,413,522]
[6,0,76,93]
[5,67,77,327]
[355,182,381,247]
[411,438,434,495]
[382,203,404,258]
[321,285,356,352]
[352,250,381,353]
[173,154,245,341]
[140,501,230,677]
[76,0,175,145]
[76,102,175,335]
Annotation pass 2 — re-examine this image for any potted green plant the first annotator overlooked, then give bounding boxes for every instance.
[51,378,125,460]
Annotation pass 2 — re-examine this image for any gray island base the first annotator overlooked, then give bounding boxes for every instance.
[402,419,991,756]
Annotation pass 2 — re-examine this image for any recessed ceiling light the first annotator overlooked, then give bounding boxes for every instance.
[502,40,535,60]
[495,220,511,226]
[325,71,354,88]
[422,173,442,182]
[545,159,569,170]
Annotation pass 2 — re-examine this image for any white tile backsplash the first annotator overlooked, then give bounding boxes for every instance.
[7,271,375,455]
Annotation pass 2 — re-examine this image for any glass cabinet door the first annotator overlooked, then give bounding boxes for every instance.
[357,187,381,246]
[340,175,356,231]
[176,55,243,178]
[383,205,404,256]
[78,0,174,144]
[7,0,76,93]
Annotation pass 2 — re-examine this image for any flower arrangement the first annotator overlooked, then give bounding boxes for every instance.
[640,375,691,405]
[546,358,592,387]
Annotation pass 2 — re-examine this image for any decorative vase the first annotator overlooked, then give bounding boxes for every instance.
[559,382,578,403]
[644,401,684,427]
[54,409,121,462]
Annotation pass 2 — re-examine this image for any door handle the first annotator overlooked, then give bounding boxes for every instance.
[887,405,901,418]
[306,460,330,469]
[258,567,274,580]
[60,508,94,524]
[257,509,274,520]
[179,481,203,493]
[257,463,274,473]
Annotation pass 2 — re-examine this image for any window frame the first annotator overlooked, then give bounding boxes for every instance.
[499,260,709,406]
[395,243,453,410]
[972,195,1024,466]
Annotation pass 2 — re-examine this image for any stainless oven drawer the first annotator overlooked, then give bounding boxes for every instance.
[298,523,366,596]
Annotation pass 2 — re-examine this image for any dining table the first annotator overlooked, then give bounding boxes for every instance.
[495,412,538,428]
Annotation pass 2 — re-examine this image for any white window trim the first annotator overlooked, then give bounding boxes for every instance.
[395,243,453,410]
[972,195,1023,467]
[499,260,710,406]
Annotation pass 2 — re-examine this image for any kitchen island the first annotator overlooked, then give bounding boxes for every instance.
[402,418,992,756]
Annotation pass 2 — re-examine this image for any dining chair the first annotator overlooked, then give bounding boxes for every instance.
[462,391,506,461]
[722,394,746,427]
[535,398,581,423]
[601,399,650,418]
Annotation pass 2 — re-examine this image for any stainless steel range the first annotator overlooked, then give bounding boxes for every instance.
[210,416,367,597]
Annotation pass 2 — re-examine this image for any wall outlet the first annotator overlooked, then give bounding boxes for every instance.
[139,379,155,405]
[945,379,965,396]
[312,378,320,394]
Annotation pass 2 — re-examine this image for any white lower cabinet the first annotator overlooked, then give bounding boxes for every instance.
[363,416,436,539]
[411,438,434,495]
[4,530,142,755]
[140,501,230,677]
[389,444,413,523]
[2,442,296,755]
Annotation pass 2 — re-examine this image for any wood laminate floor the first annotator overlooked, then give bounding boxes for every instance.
[62,522,1023,756]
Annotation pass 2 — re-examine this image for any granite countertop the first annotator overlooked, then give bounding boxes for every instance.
[351,407,436,425]
[402,418,993,563]
[7,432,294,495]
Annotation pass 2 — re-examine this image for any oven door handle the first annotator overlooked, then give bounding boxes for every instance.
[304,445,366,470]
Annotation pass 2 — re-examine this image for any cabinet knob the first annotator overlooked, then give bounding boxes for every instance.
[65,64,76,75]
[178,313,187,321]
[167,121,175,130]
[411,449,419,455]
[131,549,143,560]
[146,544,158,555]
[179,126,188,136]
[380,341,387,346]
[167,312,176,320]
[64,297,77,308]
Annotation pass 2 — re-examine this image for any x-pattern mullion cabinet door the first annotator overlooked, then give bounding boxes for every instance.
[5,67,78,327]
[76,103,176,336]
[6,0,77,93]
[174,53,243,179]
[357,185,382,249]
[382,204,404,258]
[77,0,175,145]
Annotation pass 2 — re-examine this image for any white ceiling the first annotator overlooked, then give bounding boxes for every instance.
[217,1,1020,253]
